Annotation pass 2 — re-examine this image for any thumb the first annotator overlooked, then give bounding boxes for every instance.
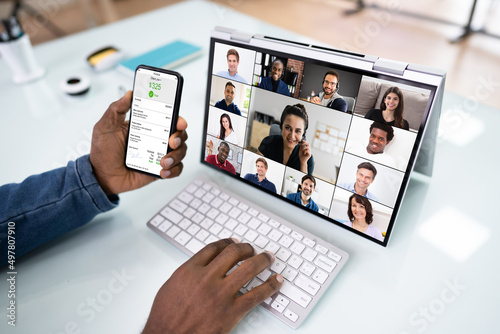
[98,91,132,132]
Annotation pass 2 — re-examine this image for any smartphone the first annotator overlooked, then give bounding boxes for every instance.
[125,65,183,177]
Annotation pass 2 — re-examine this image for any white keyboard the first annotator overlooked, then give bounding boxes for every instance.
[147,177,349,329]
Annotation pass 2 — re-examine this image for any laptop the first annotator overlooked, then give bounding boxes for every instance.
[147,26,445,328]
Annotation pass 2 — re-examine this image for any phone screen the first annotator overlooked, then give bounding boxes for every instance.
[125,66,182,176]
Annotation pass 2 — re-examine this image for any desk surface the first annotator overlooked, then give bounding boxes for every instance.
[1,1,499,333]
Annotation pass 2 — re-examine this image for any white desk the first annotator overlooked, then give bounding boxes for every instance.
[1,1,499,333]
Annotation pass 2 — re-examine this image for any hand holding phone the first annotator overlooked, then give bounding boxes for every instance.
[125,65,183,177]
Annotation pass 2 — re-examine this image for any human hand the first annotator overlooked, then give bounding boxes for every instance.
[143,239,283,334]
[310,96,321,105]
[299,140,312,169]
[90,91,188,195]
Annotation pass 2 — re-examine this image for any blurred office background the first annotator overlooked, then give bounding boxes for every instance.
[1,0,499,108]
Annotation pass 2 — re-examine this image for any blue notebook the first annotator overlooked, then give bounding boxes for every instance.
[116,40,202,76]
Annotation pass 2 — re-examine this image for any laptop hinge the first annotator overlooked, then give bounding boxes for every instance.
[373,58,408,76]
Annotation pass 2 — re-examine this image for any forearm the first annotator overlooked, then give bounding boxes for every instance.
[0,155,118,266]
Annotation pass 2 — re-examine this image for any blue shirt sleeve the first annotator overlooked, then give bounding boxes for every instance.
[0,155,118,266]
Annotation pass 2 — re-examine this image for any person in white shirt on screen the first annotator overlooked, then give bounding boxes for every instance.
[347,121,398,169]
[217,113,238,146]
[216,48,248,84]
[338,162,378,201]
[344,193,384,241]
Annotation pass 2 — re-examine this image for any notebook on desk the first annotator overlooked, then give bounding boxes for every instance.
[147,26,445,328]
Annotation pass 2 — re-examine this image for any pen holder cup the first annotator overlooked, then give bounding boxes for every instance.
[0,34,45,84]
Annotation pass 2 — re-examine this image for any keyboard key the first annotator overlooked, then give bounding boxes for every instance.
[166,225,181,238]
[150,215,164,227]
[279,235,294,248]
[189,198,202,209]
[288,254,303,269]
[268,229,283,242]
[328,251,342,262]
[247,217,261,230]
[228,197,239,206]
[210,187,220,196]
[291,231,303,241]
[303,237,316,248]
[191,212,204,224]
[219,192,230,201]
[275,295,290,308]
[315,244,328,255]
[195,229,209,242]
[257,223,272,236]
[194,188,206,198]
[215,213,229,225]
[279,225,292,234]
[204,234,219,245]
[271,300,285,313]
[219,202,232,214]
[263,297,272,305]
[211,197,224,209]
[158,221,172,232]
[161,207,183,224]
[265,242,280,255]
[202,183,212,191]
[209,223,223,236]
[228,207,242,219]
[314,255,337,273]
[183,207,196,219]
[206,208,219,220]
[224,218,238,231]
[237,202,249,211]
[248,207,259,216]
[186,224,200,236]
[270,259,286,274]
[218,229,233,239]
[299,262,315,277]
[178,218,192,230]
[200,218,214,230]
[256,268,272,281]
[268,219,280,228]
[295,275,320,296]
[237,212,251,224]
[185,238,205,254]
[276,248,292,261]
[244,229,258,243]
[290,241,305,255]
[234,224,248,236]
[174,231,192,246]
[178,191,194,204]
[186,183,198,193]
[198,203,211,214]
[302,248,318,262]
[312,269,329,285]
[254,235,269,249]
[282,267,298,282]
[284,309,299,323]
[258,213,269,222]
[280,280,312,308]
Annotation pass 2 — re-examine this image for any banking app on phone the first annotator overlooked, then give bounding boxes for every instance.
[126,68,179,175]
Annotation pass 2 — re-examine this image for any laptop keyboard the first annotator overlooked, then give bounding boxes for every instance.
[147,177,349,329]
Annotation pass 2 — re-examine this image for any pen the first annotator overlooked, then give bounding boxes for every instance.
[1,19,13,41]
[9,16,23,39]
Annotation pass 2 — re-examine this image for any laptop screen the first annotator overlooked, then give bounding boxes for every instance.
[201,30,442,246]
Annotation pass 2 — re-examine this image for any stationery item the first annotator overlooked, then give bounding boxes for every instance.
[116,40,202,76]
[0,34,45,84]
[60,75,90,96]
[86,46,125,72]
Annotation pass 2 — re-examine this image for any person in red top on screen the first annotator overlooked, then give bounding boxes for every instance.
[206,141,236,175]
